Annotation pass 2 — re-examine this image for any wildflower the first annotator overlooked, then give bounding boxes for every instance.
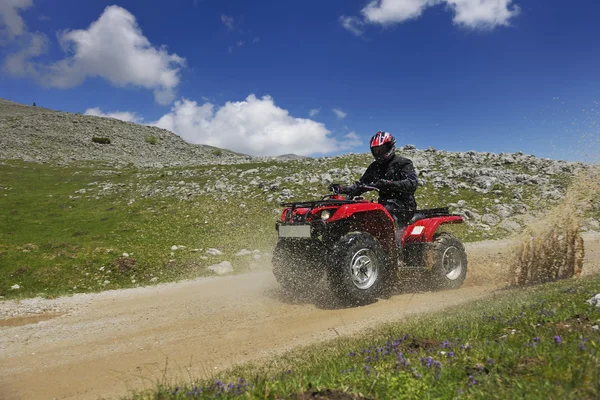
[468,375,477,386]
[364,365,371,375]
[447,351,455,358]
[285,369,292,375]
[441,341,450,348]
[554,335,563,344]
[420,356,434,369]
[347,351,356,357]
[487,358,495,366]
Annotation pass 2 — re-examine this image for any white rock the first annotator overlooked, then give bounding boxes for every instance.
[10,284,20,290]
[253,254,262,261]
[236,249,253,256]
[150,277,159,282]
[123,252,129,257]
[206,248,223,256]
[586,294,600,308]
[171,245,178,251]
[207,261,233,275]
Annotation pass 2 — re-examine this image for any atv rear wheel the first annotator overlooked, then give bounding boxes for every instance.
[327,232,391,306]
[428,232,468,290]
[272,239,324,294]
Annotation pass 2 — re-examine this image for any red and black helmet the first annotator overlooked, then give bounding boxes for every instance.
[369,131,396,163]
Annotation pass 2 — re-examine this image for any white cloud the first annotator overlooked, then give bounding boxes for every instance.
[362,0,435,25]
[221,15,234,30]
[333,108,347,119]
[339,16,365,36]
[343,0,519,31]
[309,108,320,117]
[0,0,32,43]
[446,0,520,29]
[341,131,362,149]
[152,94,352,156]
[2,5,186,105]
[84,107,143,123]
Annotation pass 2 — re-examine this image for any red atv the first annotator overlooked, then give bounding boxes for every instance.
[272,185,468,305]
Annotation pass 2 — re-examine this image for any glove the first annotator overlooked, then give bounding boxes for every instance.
[328,183,343,193]
[373,179,392,190]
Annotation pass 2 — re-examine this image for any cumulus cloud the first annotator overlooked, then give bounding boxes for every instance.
[362,0,435,25]
[2,5,186,105]
[343,0,519,31]
[152,95,354,156]
[84,107,143,123]
[333,108,347,119]
[309,108,320,117]
[0,0,32,43]
[446,0,521,29]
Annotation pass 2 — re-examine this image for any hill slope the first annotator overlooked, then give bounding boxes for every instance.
[0,98,254,167]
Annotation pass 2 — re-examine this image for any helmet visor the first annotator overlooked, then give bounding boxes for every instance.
[371,144,391,158]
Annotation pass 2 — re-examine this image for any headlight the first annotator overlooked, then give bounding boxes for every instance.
[320,210,331,221]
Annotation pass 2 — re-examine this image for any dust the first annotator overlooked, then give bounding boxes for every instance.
[507,169,600,286]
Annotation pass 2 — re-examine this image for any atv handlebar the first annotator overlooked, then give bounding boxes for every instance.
[328,182,379,198]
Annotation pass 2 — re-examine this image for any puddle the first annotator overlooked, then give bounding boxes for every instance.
[0,313,63,327]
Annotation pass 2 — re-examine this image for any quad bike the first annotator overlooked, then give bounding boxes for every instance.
[272,184,468,305]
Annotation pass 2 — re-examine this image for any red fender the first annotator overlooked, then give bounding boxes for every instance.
[402,216,464,245]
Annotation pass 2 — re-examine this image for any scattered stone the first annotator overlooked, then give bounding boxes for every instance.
[207,261,233,275]
[482,214,500,226]
[171,245,178,251]
[498,219,521,233]
[10,284,20,290]
[236,249,253,256]
[206,248,224,256]
[587,294,600,308]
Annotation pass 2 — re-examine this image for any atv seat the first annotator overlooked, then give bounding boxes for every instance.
[408,207,452,224]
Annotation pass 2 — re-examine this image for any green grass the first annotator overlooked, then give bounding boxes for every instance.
[0,161,279,299]
[125,274,600,399]
[0,157,585,300]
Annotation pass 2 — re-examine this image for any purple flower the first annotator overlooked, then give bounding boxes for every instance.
[285,369,292,374]
[347,351,356,357]
[487,358,495,366]
[534,337,540,343]
[447,351,455,358]
[420,356,434,369]
[468,375,477,386]
[364,365,371,375]
[397,352,408,367]
[554,335,563,344]
[441,341,450,348]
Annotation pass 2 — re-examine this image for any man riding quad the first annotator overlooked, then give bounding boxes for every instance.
[329,131,420,249]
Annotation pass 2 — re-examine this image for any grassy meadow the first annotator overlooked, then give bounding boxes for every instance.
[0,155,587,300]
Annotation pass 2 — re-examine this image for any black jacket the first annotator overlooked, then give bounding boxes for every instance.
[349,153,420,211]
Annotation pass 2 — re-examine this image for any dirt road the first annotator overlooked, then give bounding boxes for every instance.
[2,233,599,400]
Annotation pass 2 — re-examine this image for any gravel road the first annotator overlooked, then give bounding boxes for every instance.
[1,233,599,400]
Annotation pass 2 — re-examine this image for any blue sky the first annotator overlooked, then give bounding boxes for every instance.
[1,0,599,162]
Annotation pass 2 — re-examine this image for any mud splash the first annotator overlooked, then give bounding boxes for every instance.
[508,169,600,286]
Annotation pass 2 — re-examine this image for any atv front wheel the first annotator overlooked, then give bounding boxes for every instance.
[428,232,468,290]
[328,232,391,306]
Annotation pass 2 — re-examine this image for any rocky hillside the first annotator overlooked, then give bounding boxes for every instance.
[0,98,257,167]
